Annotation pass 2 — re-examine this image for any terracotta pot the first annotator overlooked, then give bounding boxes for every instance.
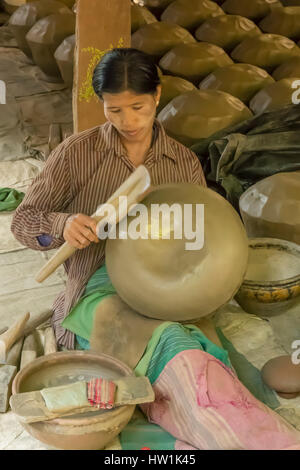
[12,351,135,450]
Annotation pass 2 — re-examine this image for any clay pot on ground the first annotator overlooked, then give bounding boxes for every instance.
[157,75,196,113]
[249,77,300,114]
[221,0,282,21]
[54,34,75,88]
[160,0,224,33]
[259,7,300,40]
[26,12,75,82]
[199,63,274,103]
[273,57,300,80]
[261,356,300,399]
[142,0,175,18]
[106,183,249,321]
[8,0,71,59]
[157,89,252,146]
[131,3,157,33]
[239,172,300,245]
[231,34,300,72]
[159,42,233,85]
[131,21,195,61]
[195,15,262,52]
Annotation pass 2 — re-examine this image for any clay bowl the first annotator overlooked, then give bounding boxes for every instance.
[235,238,300,316]
[12,351,136,450]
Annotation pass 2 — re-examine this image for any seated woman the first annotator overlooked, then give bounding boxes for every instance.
[11,48,300,450]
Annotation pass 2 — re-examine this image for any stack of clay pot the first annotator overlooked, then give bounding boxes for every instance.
[133,0,300,145]
[8,0,75,83]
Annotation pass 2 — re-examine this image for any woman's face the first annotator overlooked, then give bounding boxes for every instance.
[102,87,161,143]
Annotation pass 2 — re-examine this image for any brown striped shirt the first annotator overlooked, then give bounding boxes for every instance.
[11,119,206,349]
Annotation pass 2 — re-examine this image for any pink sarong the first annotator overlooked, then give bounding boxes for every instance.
[141,350,300,450]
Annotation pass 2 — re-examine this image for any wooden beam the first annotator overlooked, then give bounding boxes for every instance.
[73,0,131,133]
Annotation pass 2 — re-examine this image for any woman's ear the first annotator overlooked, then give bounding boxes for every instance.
[155,85,162,105]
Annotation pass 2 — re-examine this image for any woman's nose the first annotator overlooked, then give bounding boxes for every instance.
[121,110,137,128]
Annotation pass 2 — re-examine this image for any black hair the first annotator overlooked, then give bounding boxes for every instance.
[92,48,160,99]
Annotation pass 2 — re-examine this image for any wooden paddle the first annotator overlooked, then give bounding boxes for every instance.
[35,165,151,283]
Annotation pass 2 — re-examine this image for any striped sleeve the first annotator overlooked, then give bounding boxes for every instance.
[191,151,207,187]
[11,141,73,251]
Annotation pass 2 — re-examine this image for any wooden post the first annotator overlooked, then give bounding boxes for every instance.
[73,0,131,133]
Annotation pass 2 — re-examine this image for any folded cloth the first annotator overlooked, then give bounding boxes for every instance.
[87,378,116,409]
[0,187,25,212]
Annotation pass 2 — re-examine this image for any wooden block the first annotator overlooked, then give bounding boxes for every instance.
[10,376,154,423]
[0,365,17,412]
[20,331,42,370]
[6,337,24,369]
[43,327,57,355]
[73,0,131,132]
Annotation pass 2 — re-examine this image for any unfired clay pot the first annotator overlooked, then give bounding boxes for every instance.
[259,6,300,40]
[157,75,196,113]
[26,12,75,81]
[195,15,262,52]
[159,42,233,84]
[231,34,300,72]
[157,89,252,146]
[199,63,274,103]
[160,0,224,32]
[235,237,300,316]
[12,351,135,450]
[131,3,157,33]
[222,0,282,21]
[54,34,75,88]
[249,77,300,114]
[8,0,71,59]
[239,172,300,245]
[261,355,300,399]
[131,21,195,61]
[106,183,249,321]
[143,0,174,18]
[273,57,300,79]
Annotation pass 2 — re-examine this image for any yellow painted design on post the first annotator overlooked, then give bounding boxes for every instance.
[79,37,124,103]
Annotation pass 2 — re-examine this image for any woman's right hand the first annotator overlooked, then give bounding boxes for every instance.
[63,213,99,249]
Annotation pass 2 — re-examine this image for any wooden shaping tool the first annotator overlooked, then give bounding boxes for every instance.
[10,376,154,424]
[0,313,30,364]
[35,165,151,283]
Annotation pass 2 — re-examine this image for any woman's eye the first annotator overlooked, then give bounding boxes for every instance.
[133,106,142,110]
[110,110,120,113]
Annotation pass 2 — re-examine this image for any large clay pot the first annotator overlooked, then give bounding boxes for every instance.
[160,0,224,33]
[195,15,262,52]
[199,63,274,103]
[8,0,71,59]
[12,351,135,450]
[143,0,174,18]
[222,0,282,21]
[273,57,300,80]
[159,42,233,84]
[157,89,252,146]
[158,75,196,113]
[249,77,300,114]
[259,7,300,40]
[231,34,300,72]
[131,21,195,61]
[26,12,75,81]
[106,183,249,321]
[54,34,75,88]
[131,3,157,33]
[239,172,300,245]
